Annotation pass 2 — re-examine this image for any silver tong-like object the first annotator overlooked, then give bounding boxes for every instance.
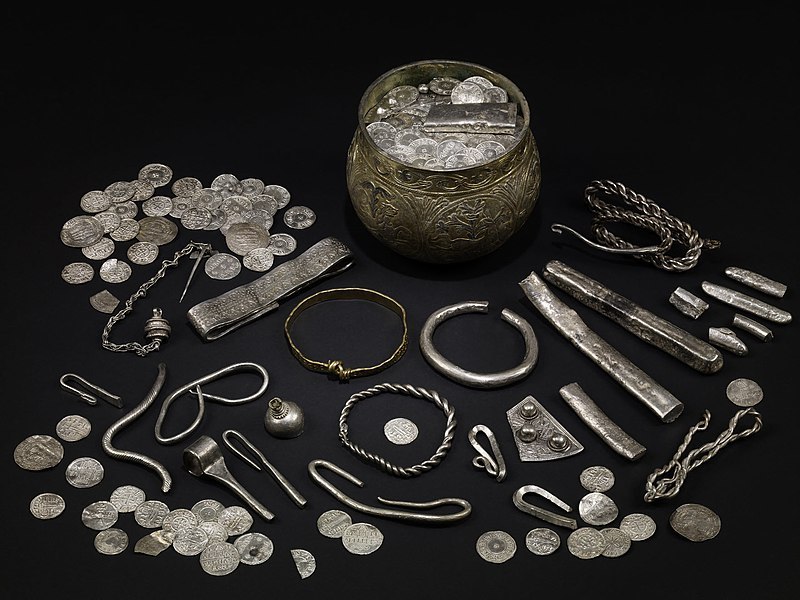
[512,484,577,530]
[60,373,123,407]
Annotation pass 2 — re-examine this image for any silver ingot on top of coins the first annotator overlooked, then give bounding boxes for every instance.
[316,509,352,538]
[94,528,129,555]
[669,503,721,542]
[55,414,92,442]
[476,530,516,563]
[14,434,64,471]
[30,493,66,520]
[65,456,105,488]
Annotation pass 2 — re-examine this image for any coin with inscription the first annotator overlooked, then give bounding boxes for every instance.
[283,206,316,229]
[200,521,229,544]
[218,506,253,536]
[81,237,115,260]
[619,513,657,541]
[110,485,146,512]
[600,527,631,557]
[200,541,241,576]
[108,217,140,241]
[65,456,104,488]
[105,181,136,202]
[225,221,270,255]
[290,549,316,579]
[89,289,120,314]
[192,499,225,523]
[99,258,132,284]
[525,528,560,556]
[55,414,92,442]
[317,509,352,538]
[81,500,119,530]
[670,503,721,542]
[234,532,273,565]
[579,465,616,492]
[172,176,204,198]
[30,493,66,520]
[80,190,113,213]
[342,522,384,555]
[726,378,763,407]
[142,195,173,217]
[61,215,105,248]
[204,252,241,280]
[262,184,291,208]
[476,530,516,563]
[138,163,173,188]
[267,232,296,256]
[130,179,155,202]
[162,508,199,534]
[61,262,95,285]
[242,247,274,272]
[14,434,64,471]
[579,492,618,526]
[383,417,419,445]
[134,500,170,528]
[94,210,122,234]
[95,528,129,555]
[136,216,178,245]
[173,525,210,556]
[127,241,159,265]
[566,527,607,559]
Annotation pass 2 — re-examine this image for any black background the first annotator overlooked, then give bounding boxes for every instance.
[3,6,798,599]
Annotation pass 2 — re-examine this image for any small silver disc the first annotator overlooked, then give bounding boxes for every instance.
[200,542,241,576]
[89,289,120,314]
[670,503,721,542]
[342,522,384,555]
[579,492,619,526]
[234,532,274,565]
[525,528,560,556]
[65,456,104,488]
[383,417,419,445]
[110,485,146,512]
[726,378,763,407]
[14,434,64,471]
[566,527,607,559]
[94,528,129,555]
[30,493,66,520]
[476,530,516,563]
[619,513,657,541]
[579,465,615,492]
[316,509,352,538]
[134,500,170,528]
[290,548,316,579]
[61,262,95,285]
[81,500,119,530]
[218,506,253,536]
[55,414,92,442]
[283,205,316,229]
[600,527,631,557]
[204,252,242,280]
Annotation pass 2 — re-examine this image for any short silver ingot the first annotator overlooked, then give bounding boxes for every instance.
[134,500,170,528]
[61,262,95,285]
[81,237,115,260]
[30,493,65,520]
[383,417,419,445]
[579,466,615,492]
[81,500,118,530]
[619,513,657,541]
[55,414,92,442]
[89,289,121,314]
[476,530,516,563]
[200,542,241,576]
[283,206,316,229]
[567,527,607,559]
[341,522,384,555]
[709,327,748,356]
[65,456,104,488]
[173,526,210,556]
[136,216,178,245]
[191,499,225,523]
[726,378,763,407]
[669,503,721,542]
[579,492,618,526]
[204,252,241,280]
[94,528,129,555]
[127,241,159,265]
[290,548,316,579]
[138,163,173,188]
[60,215,104,248]
[669,287,709,319]
[218,506,253,536]
[110,485,146,512]
[525,528,560,556]
[242,247,274,272]
[99,258,132,284]
[316,509,352,538]
[162,508,199,534]
[14,434,64,471]
[234,532,273,565]
[267,232,296,256]
[600,527,631,558]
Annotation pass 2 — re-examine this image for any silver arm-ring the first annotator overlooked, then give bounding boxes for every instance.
[419,300,539,389]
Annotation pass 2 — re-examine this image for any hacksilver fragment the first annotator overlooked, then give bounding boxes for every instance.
[709,327,748,356]
[669,286,709,319]
[701,281,792,324]
[724,266,787,298]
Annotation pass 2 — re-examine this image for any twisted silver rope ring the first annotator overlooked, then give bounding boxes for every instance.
[338,383,457,478]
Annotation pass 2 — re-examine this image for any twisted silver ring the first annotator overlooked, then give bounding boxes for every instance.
[419,301,539,389]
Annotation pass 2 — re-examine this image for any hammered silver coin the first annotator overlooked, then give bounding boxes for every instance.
[127,241,159,265]
[136,216,178,245]
[234,532,273,565]
[81,500,119,530]
[80,237,115,260]
[383,417,419,445]
[600,527,631,557]
[211,173,242,197]
[110,200,138,220]
[60,215,105,248]
[134,500,170,528]
[670,503,721,542]
[262,184,291,208]
[110,485,146,512]
[108,217,140,242]
[192,499,225,523]
[142,195,173,217]
[619,513,657,541]
[80,190,112,213]
[105,180,136,202]
[579,492,619,526]
[579,465,616,492]
[94,210,122,234]
[30,493,66,520]
[14,434,64,471]
[225,222,270,256]
[267,232,296,256]
[89,289,121,314]
[525,528,560,556]
[134,530,175,555]
[162,508,199,534]
[476,530,516,564]
[200,521,229,544]
[55,414,92,442]
[290,549,316,578]
[218,506,253,536]
[342,522,384,555]
[200,542,241,576]
[138,163,173,188]
[316,509,352,538]
[173,525,210,556]
[204,252,241,280]
[130,179,155,202]
[171,176,204,198]
[566,527,607,559]
[99,258,132,284]
[726,378,764,407]
[283,205,316,229]
[65,456,105,488]
[61,262,94,284]
[242,247,274,272]
[94,528,129,555]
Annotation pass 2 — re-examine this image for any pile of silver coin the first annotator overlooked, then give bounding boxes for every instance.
[365,75,525,170]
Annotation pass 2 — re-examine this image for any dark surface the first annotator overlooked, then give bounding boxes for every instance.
[3,7,797,599]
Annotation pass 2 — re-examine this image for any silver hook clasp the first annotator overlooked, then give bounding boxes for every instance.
[59,373,123,408]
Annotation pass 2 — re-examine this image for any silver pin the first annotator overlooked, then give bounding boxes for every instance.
[468,424,507,482]
[512,484,578,530]
[709,327,748,356]
[60,373,123,408]
[732,313,773,342]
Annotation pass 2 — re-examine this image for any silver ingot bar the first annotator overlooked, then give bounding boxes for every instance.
[724,266,788,298]
[709,327,748,356]
[732,313,773,342]
[669,287,709,319]
[542,260,723,374]
[701,281,792,324]
[559,383,647,461]
[422,102,517,134]
[519,270,684,423]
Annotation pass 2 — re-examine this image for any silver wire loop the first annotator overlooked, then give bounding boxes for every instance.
[512,484,578,530]
[59,373,123,407]
[468,424,507,482]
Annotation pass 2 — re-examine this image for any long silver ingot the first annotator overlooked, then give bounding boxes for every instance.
[701,281,792,324]
[519,270,684,423]
[542,260,723,374]
[732,313,773,342]
[558,383,647,461]
[187,237,354,340]
[724,266,788,298]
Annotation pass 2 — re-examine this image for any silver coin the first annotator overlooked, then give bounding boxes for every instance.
[169,197,191,218]
[30,493,66,520]
[566,527,607,559]
[579,492,619,526]
[200,521,229,544]
[242,247,274,272]
[192,188,224,211]
[127,241,159,265]
[218,506,253,536]
[162,508,199,534]
[191,499,225,523]
[94,210,122,234]
[136,216,178,245]
[476,140,507,161]
[383,417,419,445]
[251,194,279,216]
[80,190,112,213]
[341,522,384,555]
[105,180,136,202]
[173,525,210,556]
[181,207,212,230]
[670,503,721,542]
[579,465,616,492]
[225,222,270,255]
[239,177,265,197]
[61,262,94,285]
[65,456,104,488]
[55,414,92,442]
[142,195,173,217]
[476,530,516,563]
[525,528,561,556]
[171,176,204,198]
[110,485,146,512]
[290,549,316,579]
[316,509,352,538]
[134,500,170,528]
[81,237,115,260]
[262,184,291,209]
[726,378,763,407]
[234,532,273,565]
[60,215,104,247]
[138,163,173,188]
[134,530,175,556]
[619,513,657,541]
[211,173,243,197]
[110,200,138,220]
[130,179,155,202]
[99,258,132,284]
[283,205,316,229]
[242,208,273,231]
[200,542,241,576]
[483,86,508,103]
[463,75,494,90]
[267,232,296,256]
[204,252,241,280]
[89,289,121,314]
[14,435,64,470]
[451,81,485,104]
[108,218,140,242]
[600,527,631,557]
[95,528,129,555]
[81,500,119,530]
[428,76,460,95]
